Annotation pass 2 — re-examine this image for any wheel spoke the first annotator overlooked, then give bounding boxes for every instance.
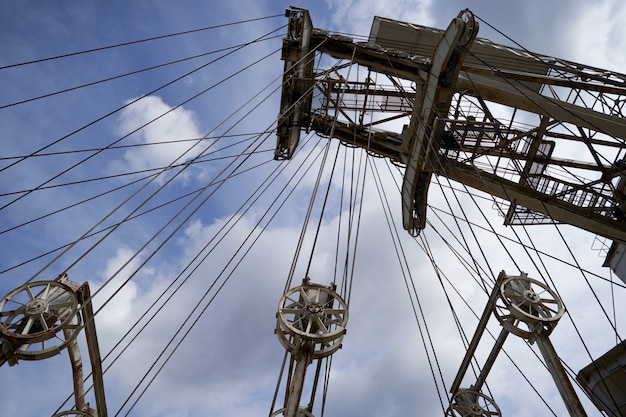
[285,295,302,306]
[49,300,74,311]
[293,315,305,327]
[25,286,36,301]
[508,280,526,294]
[37,313,50,331]
[504,292,525,301]
[312,288,321,303]
[3,298,27,308]
[282,308,304,315]
[40,282,52,301]
[299,288,312,304]
[0,306,26,317]
[323,308,345,317]
[20,317,35,335]
[53,332,67,343]
[315,316,328,334]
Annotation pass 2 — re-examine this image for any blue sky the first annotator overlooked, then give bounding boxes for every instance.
[1,1,626,416]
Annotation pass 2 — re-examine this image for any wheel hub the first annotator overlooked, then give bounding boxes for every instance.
[25,299,49,316]
[305,302,322,315]
[468,403,484,415]
[523,289,539,303]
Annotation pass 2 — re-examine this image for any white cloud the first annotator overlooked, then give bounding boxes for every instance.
[2,2,626,417]
[109,95,207,184]
[325,0,434,35]
[561,0,626,71]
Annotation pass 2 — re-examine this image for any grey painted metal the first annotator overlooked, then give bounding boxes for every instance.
[274,9,626,414]
[275,7,314,160]
[65,332,88,413]
[275,282,348,359]
[494,273,585,416]
[270,407,315,417]
[0,277,80,359]
[400,9,478,235]
[492,273,565,342]
[52,412,94,417]
[438,158,626,244]
[79,282,107,417]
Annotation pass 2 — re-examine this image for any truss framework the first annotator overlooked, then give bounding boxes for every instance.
[275,7,626,244]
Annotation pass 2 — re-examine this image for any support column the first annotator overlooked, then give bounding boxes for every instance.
[535,332,587,417]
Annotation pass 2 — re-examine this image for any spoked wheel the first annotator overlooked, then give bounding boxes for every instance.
[459,9,478,46]
[270,407,315,417]
[446,389,501,417]
[276,283,348,358]
[493,275,564,339]
[52,411,94,417]
[0,280,81,360]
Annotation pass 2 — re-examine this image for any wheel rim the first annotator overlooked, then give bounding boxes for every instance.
[276,283,348,357]
[0,280,79,345]
[493,275,564,339]
[52,411,93,417]
[500,276,564,324]
[270,407,314,417]
[447,389,501,417]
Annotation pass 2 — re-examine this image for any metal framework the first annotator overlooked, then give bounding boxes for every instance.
[449,271,585,417]
[276,7,626,245]
[273,8,626,416]
[0,274,107,417]
[272,279,348,417]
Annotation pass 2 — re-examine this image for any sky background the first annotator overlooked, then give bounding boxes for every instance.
[1,1,626,417]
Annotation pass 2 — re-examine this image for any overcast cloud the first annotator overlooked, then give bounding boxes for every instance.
[1,1,625,417]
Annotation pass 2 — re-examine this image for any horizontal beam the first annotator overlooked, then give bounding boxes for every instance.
[440,158,626,243]
[456,73,626,141]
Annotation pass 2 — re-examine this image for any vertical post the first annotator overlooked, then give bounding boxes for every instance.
[80,284,107,417]
[535,331,587,417]
[285,346,311,417]
[275,7,314,160]
[64,331,87,412]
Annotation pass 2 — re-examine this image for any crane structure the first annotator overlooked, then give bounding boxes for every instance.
[3,6,626,417]
[276,7,626,269]
[448,271,587,417]
[276,7,626,416]
[271,279,348,417]
[0,274,107,417]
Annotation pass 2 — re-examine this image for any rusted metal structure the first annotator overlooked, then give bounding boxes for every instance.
[272,278,348,417]
[0,274,107,417]
[276,6,626,264]
[3,6,626,416]
[275,7,626,415]
[448,271,587,417]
